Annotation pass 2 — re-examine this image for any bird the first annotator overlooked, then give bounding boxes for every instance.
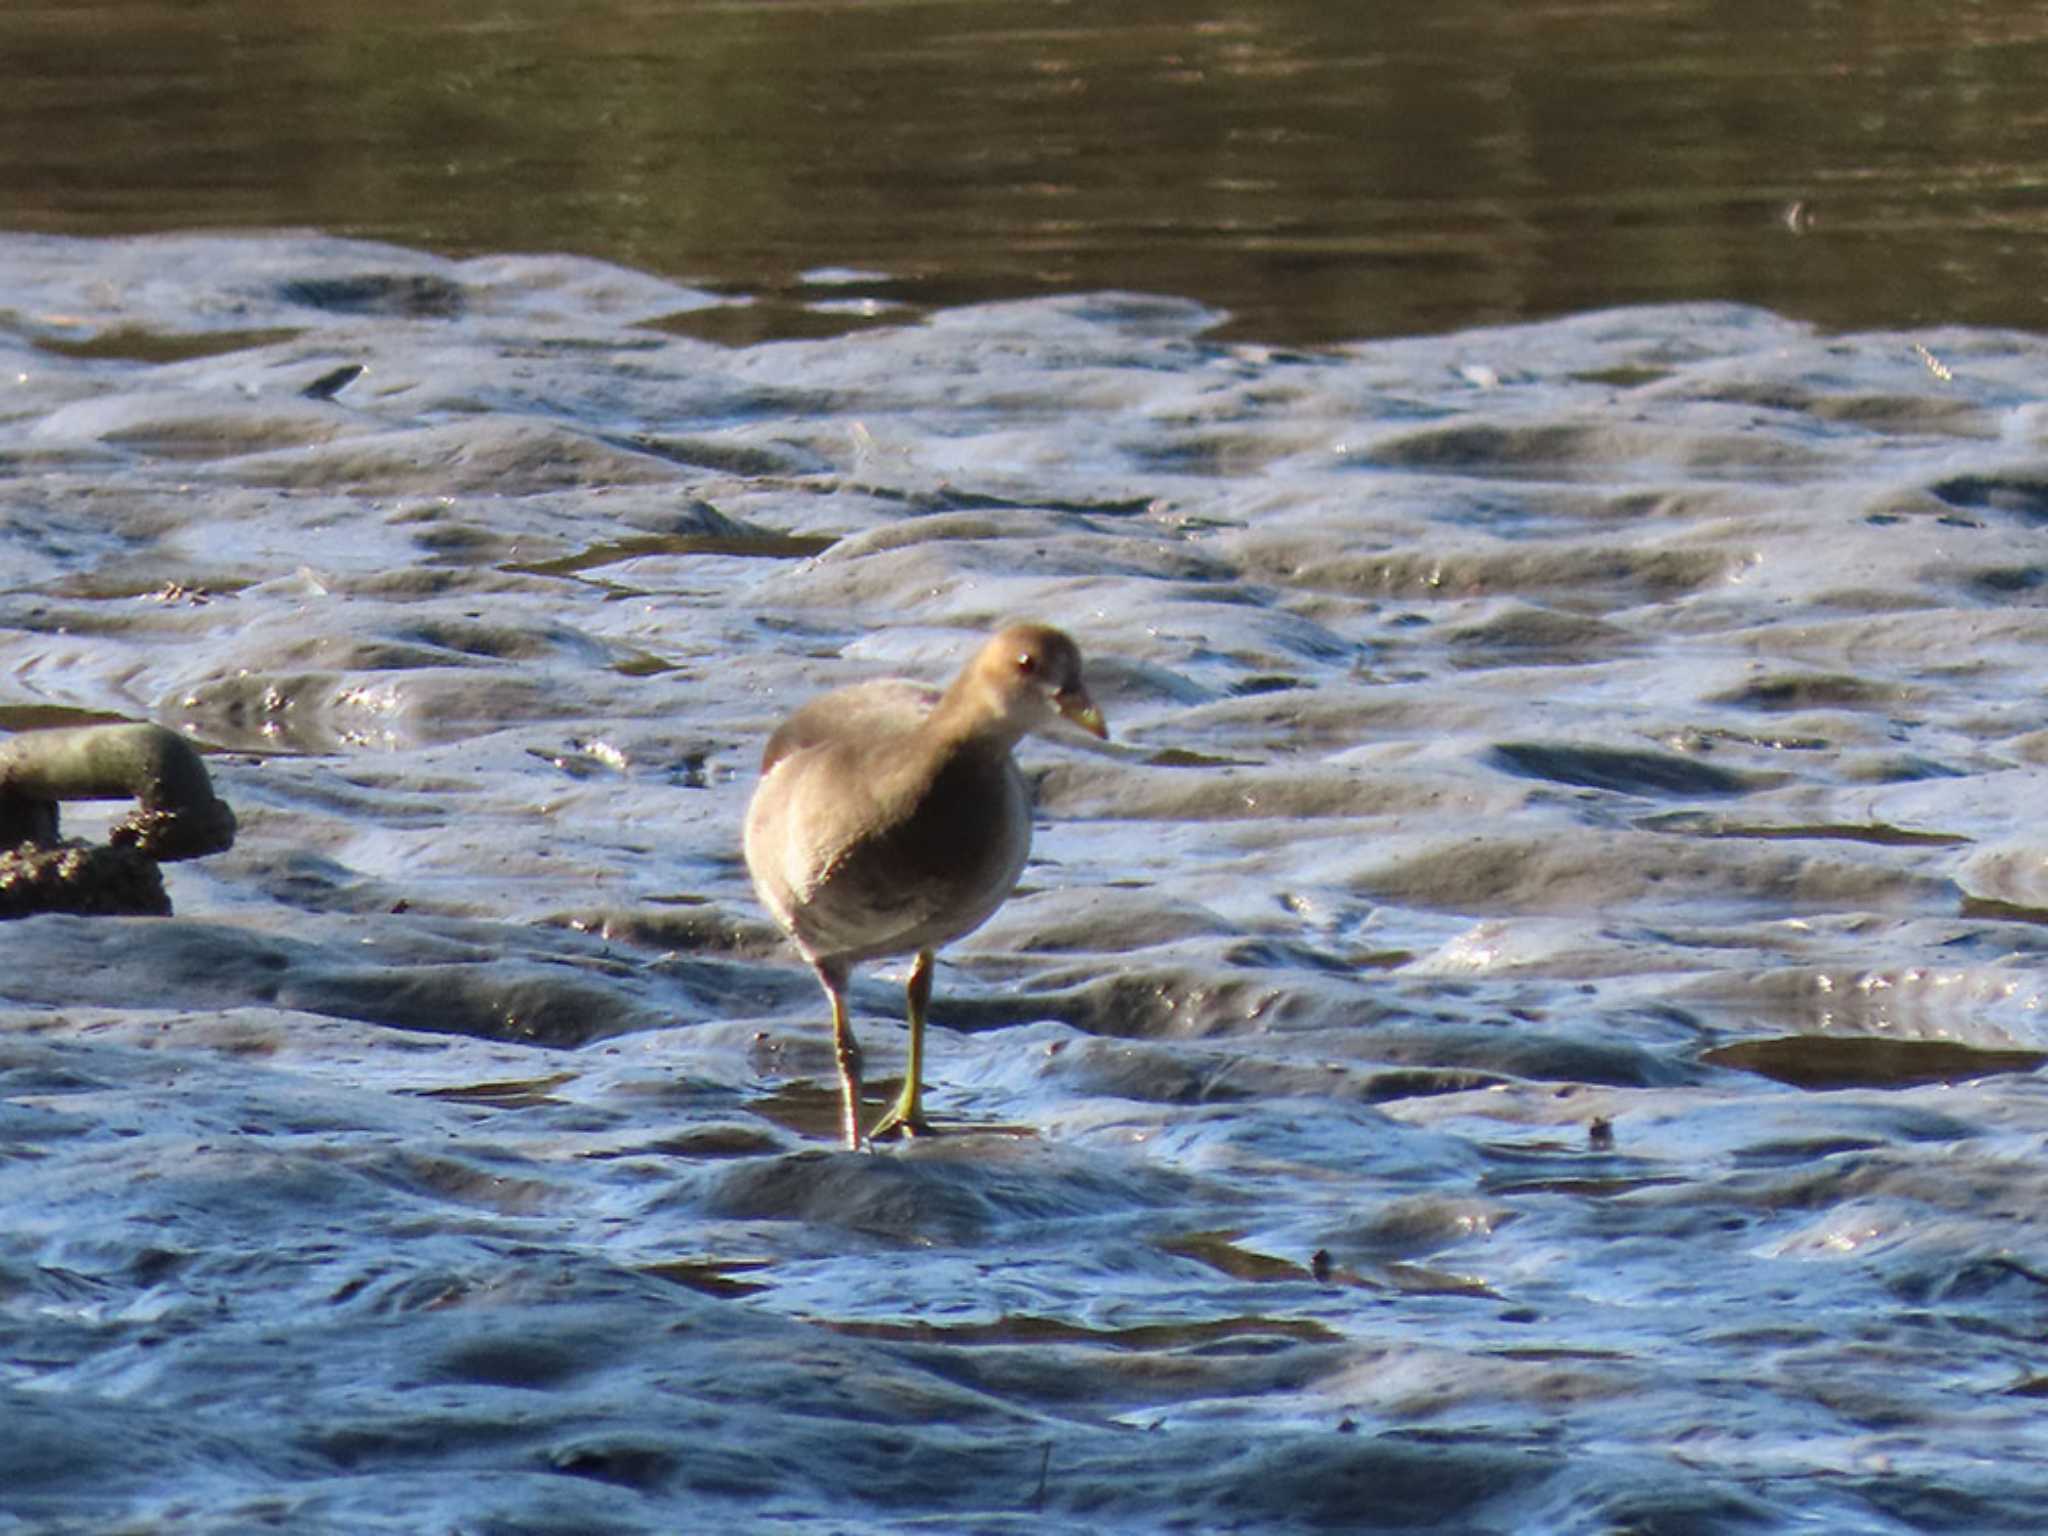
[743,623,1107,1150]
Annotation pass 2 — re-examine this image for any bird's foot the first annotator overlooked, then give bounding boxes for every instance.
[866,1091,933,1143]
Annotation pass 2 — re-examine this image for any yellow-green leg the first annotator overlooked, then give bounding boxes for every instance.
[819,963,865,1152]
[867,948,935,1141]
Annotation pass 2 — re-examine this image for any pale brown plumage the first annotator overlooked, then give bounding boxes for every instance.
[743,624,1106,1149]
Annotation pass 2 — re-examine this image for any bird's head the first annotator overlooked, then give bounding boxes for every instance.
[969,623,1107,741]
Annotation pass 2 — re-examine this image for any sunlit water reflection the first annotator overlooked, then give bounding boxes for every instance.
[5,2,2048,344]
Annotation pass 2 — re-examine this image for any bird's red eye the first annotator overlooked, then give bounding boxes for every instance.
[1016,651,1038,675]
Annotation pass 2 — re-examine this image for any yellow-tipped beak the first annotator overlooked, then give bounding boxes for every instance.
[1058,690,1108,740]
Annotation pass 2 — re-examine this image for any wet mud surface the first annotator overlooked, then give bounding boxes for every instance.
[6,233,2048,1532]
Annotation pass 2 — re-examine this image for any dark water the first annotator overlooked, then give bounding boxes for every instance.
[5,231,2048,1531]
[3,1,2048,343]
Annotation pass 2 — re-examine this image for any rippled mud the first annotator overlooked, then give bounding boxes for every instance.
[6,233,2048,1532]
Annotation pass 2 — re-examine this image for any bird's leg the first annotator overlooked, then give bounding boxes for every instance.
[867,947,935,1141]
[818,962,865,1152]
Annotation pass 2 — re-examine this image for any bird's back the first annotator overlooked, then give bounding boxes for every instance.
[758,679,937,775]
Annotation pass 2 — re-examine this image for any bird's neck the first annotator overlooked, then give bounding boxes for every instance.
[923,678,1027,755]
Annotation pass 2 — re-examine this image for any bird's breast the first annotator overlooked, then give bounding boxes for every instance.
[760,742,1031,963]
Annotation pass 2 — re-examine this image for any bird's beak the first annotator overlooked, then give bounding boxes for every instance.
[1057,688,1108,740]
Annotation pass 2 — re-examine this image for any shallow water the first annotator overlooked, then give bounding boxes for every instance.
[6,232,2048,1532]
